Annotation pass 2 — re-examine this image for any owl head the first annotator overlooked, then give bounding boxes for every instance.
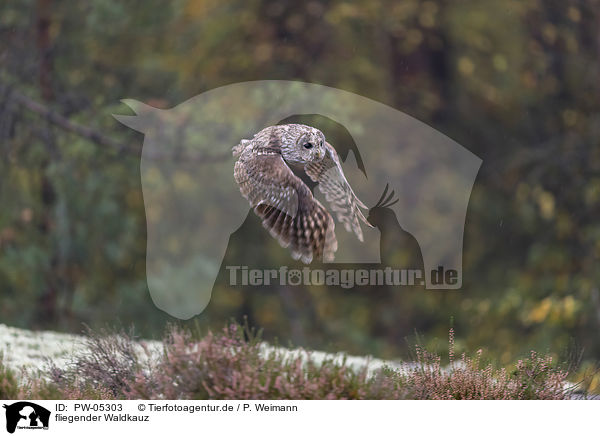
[280,124,326,164]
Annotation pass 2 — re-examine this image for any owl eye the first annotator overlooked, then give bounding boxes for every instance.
[304,142,313,149]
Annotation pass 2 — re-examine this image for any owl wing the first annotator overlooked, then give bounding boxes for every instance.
[305,142,372,242]
[234,149,337,263]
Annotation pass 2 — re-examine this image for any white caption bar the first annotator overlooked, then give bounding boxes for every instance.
[0,400,596,436]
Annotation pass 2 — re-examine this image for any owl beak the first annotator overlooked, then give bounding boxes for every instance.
[316,149,324,159]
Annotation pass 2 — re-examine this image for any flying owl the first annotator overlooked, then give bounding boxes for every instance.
[232,124,372,263]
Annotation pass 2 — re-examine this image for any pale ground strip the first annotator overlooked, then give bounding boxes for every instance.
[0,323,404,376]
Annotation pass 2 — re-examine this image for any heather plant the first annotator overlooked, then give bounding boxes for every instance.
[0,352,19,399]
[402,347,568,400]
[126,324,406,399]
[14,323,574,400]
[19,375,116,400]
[39,326,152,399]
[399,329,569,399]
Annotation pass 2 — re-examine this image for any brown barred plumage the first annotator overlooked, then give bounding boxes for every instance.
[232,124,369,263]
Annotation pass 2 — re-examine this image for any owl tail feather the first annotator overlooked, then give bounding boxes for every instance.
[254,203,337,264]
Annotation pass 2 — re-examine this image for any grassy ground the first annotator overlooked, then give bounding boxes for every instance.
[0,323,591,400]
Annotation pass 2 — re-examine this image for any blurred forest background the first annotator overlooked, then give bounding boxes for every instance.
[1,0,599,378]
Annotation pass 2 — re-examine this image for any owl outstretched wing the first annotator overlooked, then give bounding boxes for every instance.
[234,148,337,263]
[305,142,372,242]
